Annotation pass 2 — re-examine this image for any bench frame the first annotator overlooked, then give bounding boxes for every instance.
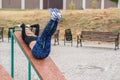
[64,29,73,46]
[53,30,60,45]
[77,31,119,50]
[0,27,4,42]
[10,29,66,80]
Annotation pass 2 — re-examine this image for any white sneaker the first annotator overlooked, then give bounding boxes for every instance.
[54,8,62,21]
[49,8,57,21]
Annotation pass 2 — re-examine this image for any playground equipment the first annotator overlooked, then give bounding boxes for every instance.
[10,28,66,80]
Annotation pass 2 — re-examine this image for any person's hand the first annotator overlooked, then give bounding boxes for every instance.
[20,23,26,28]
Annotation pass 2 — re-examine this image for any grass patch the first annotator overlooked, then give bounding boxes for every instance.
[113,29,120,33]
[116,19,120,24]
[0,8,120,40]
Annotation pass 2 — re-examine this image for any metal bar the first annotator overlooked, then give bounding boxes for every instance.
[28,61,31,80]
[0,0,2,9]
[31,65,42,80]
[12,28,42,80]
[21,0,25,9]
[101,0,104,9]
[82,0,86,10]
[118,0,120,8]
[15,37,42,80]
[10,29,14,78]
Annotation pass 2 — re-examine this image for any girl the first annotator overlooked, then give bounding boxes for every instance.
[20,8,62,59]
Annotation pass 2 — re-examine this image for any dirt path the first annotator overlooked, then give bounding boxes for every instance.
[0,38,120,80]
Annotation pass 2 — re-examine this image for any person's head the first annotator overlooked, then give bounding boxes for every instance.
[25,27,35,36]
[20,23,35,36]
[25,27,31,31]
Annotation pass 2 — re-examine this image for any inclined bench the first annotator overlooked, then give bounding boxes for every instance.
[0,65,12,80]
[13,31,66,80]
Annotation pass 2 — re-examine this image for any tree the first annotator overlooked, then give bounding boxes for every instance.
[110,0,118,4]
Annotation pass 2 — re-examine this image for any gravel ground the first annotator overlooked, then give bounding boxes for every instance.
[0,38,120,80]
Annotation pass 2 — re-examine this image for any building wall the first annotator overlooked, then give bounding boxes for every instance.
[25,0,39,9]
[86,0,117,9]
[104,0,117,8]
[2,0,21,8]
[1,0,118,9]
[86,0,101,9]
[43,0,63,9]
[66,0,82,9]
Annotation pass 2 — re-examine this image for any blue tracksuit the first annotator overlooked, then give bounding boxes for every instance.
[32,20,58,59]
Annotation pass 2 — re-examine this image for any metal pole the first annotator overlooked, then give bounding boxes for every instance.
[21,0,25,9]
[28,61,31,80]
[101,0,104,9]
[118,0,120,8]
[10,29,14,78]
[82,0,86,10]
[63,0,66,10]
[0,0,2,9]
[40,0,43,9]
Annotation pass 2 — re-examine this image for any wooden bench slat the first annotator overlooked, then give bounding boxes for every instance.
[82,34,118,38]
[82,34,118,37]
[0,65,12,80]
[81,31,119,41]
[82,31,118,35]
[81,37,115,42]
[14,31,66,80]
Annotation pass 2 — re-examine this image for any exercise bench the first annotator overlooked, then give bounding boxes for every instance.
[13,31,66,80]
[0,65,12,80]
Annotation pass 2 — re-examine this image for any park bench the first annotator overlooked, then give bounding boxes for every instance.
[53,30,60,45]
[64,29,73,46]
[0,27,4,42]
[14,31,66,80]
[77,31,119,50]
[8,27,15,42]
[0,65,12,80]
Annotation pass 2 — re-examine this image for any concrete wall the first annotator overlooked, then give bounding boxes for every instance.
[66,0,82,9]
[86,0,101,9]
[43,0,63,9]
[25,0,39,9]
[104,0,117,8]
[1,0,118,9]
[2,0,21,9]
